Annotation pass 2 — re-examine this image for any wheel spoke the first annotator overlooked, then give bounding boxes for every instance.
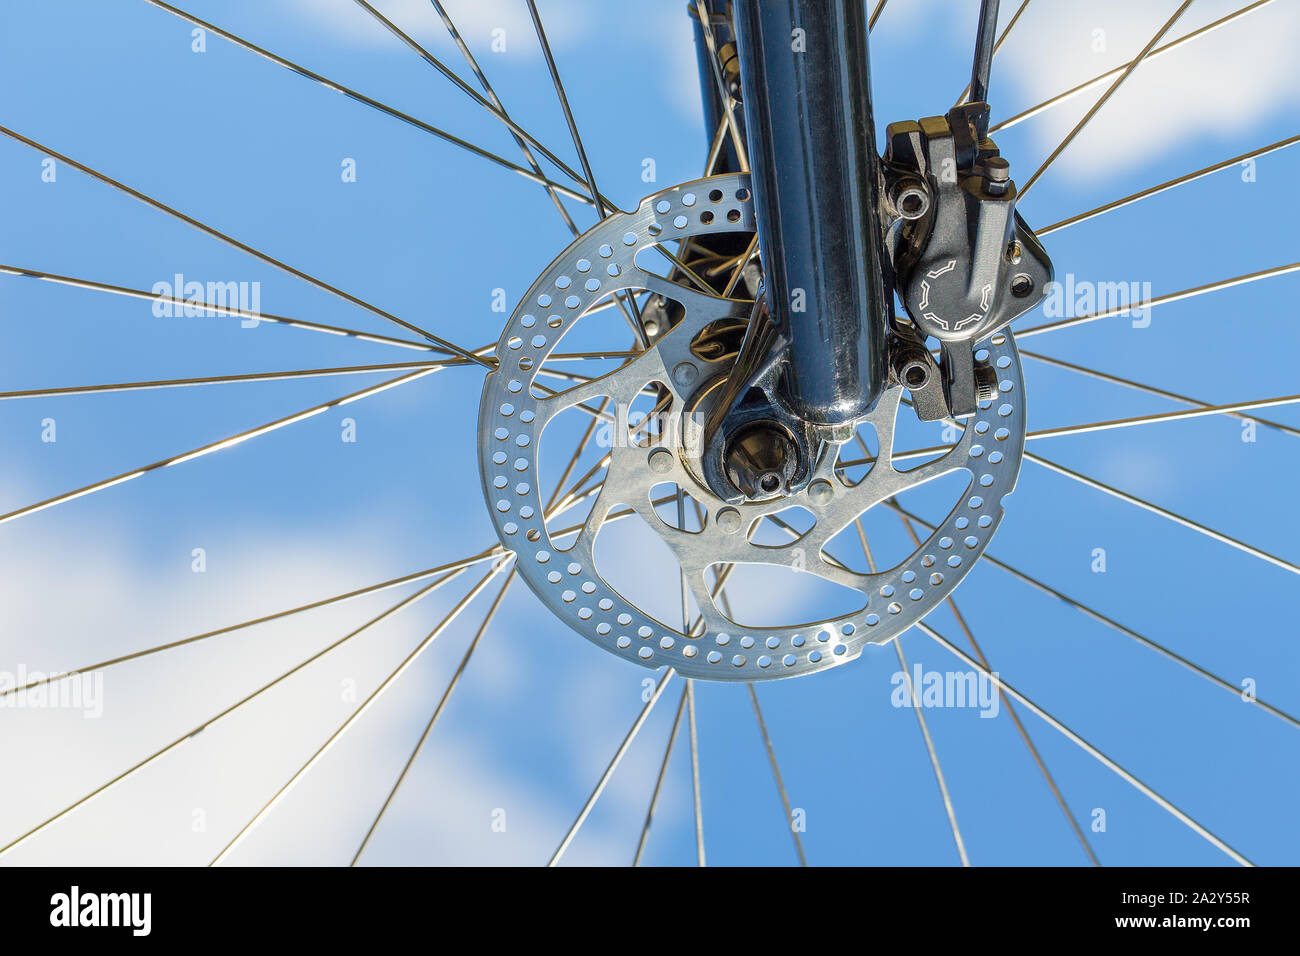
[0,360,461,400]
[1020,348,1300,439]
[686,678,706,866]
[868,0,890,32]
[0,126,491,365]
[1026,451,1300,577]
[894,512,1101,865]
[693,0,749,172]
[1039,134,1300,236]
[1015,262,1300,338]
[916,621,1255,867]
[993,1,1279,135]
[0,560,473,859]
[885,500,1300,732]
[1025,394,1300,441]
[0,264,443,352]
[632,686,688,866]
[135,0,592,203]
[350,567,515,865]
[859,525,968,865]
[0,366,445,528]
[547,668,676,866]
[747,684,808,866]
[1018,0,1195,199]
[210,562,509,865]
[351,0,593,194]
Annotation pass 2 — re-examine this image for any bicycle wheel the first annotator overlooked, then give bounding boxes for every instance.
[0,0,1296,868]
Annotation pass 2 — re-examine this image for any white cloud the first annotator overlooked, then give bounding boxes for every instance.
[993,0,1300,180]
[284,0,591,56]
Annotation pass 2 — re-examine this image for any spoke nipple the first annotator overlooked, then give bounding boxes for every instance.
[716,507,742,534]
[648,448,675,474]
[808,479,834,505]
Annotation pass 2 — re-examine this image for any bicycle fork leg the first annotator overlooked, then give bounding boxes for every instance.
[732,0,891,426]
[698,1,892,502]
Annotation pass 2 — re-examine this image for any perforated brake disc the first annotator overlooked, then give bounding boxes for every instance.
[479,172,1026,681]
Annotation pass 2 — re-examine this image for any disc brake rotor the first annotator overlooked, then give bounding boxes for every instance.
[479,173,1026,681]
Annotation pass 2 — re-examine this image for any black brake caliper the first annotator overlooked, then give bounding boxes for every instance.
[881,102,1053,419]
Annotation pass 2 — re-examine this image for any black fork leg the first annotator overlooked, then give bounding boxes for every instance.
[731,0,891,425]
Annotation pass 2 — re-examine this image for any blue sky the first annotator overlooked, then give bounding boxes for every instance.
[0,0,1297,866]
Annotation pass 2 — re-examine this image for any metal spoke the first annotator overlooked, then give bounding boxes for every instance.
[859,525,968,864]
[632,687,688,866]
[0,125,490,365]
[747,684,808,866]
[686,678,706,866]
[868,0,890,31]
[211,562,509,865]
[424,0,651,345]
[427,0,586,250]
[893,634,970,865]
[524,0,648,345]
[993,1,1278,135]
[547,668,677,866]
[1025,394,1300,441]
[885,500,1300,732]
[0,360,460,400]
[1037,133,1300,236]
[1018,1,1195,199]
[0,264,440,352]
[350,569,515,865]
[0,559,475,859]
[693,0,749,172]
[1021,348,1300,438]
[894,513,1101,865]
[0,366,444,528]
[525,0,607,218]
[351,0,593,194]
[0,551,504,702]
[1015,262,1300,338]
[1026,450,1300,577]
[136,0,592,203]
[915,621,1255,867]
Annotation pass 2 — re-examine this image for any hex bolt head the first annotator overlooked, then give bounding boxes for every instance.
[716,507,742,534]
[808,479,834,505]
[648,448,674,474]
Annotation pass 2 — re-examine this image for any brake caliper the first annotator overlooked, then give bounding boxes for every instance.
[881,102,1053,418]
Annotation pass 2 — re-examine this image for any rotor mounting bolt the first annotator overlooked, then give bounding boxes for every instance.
[672,361,698,388]
[648,448,675,474]
[716,507,742,534]
[807,479,834,506]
